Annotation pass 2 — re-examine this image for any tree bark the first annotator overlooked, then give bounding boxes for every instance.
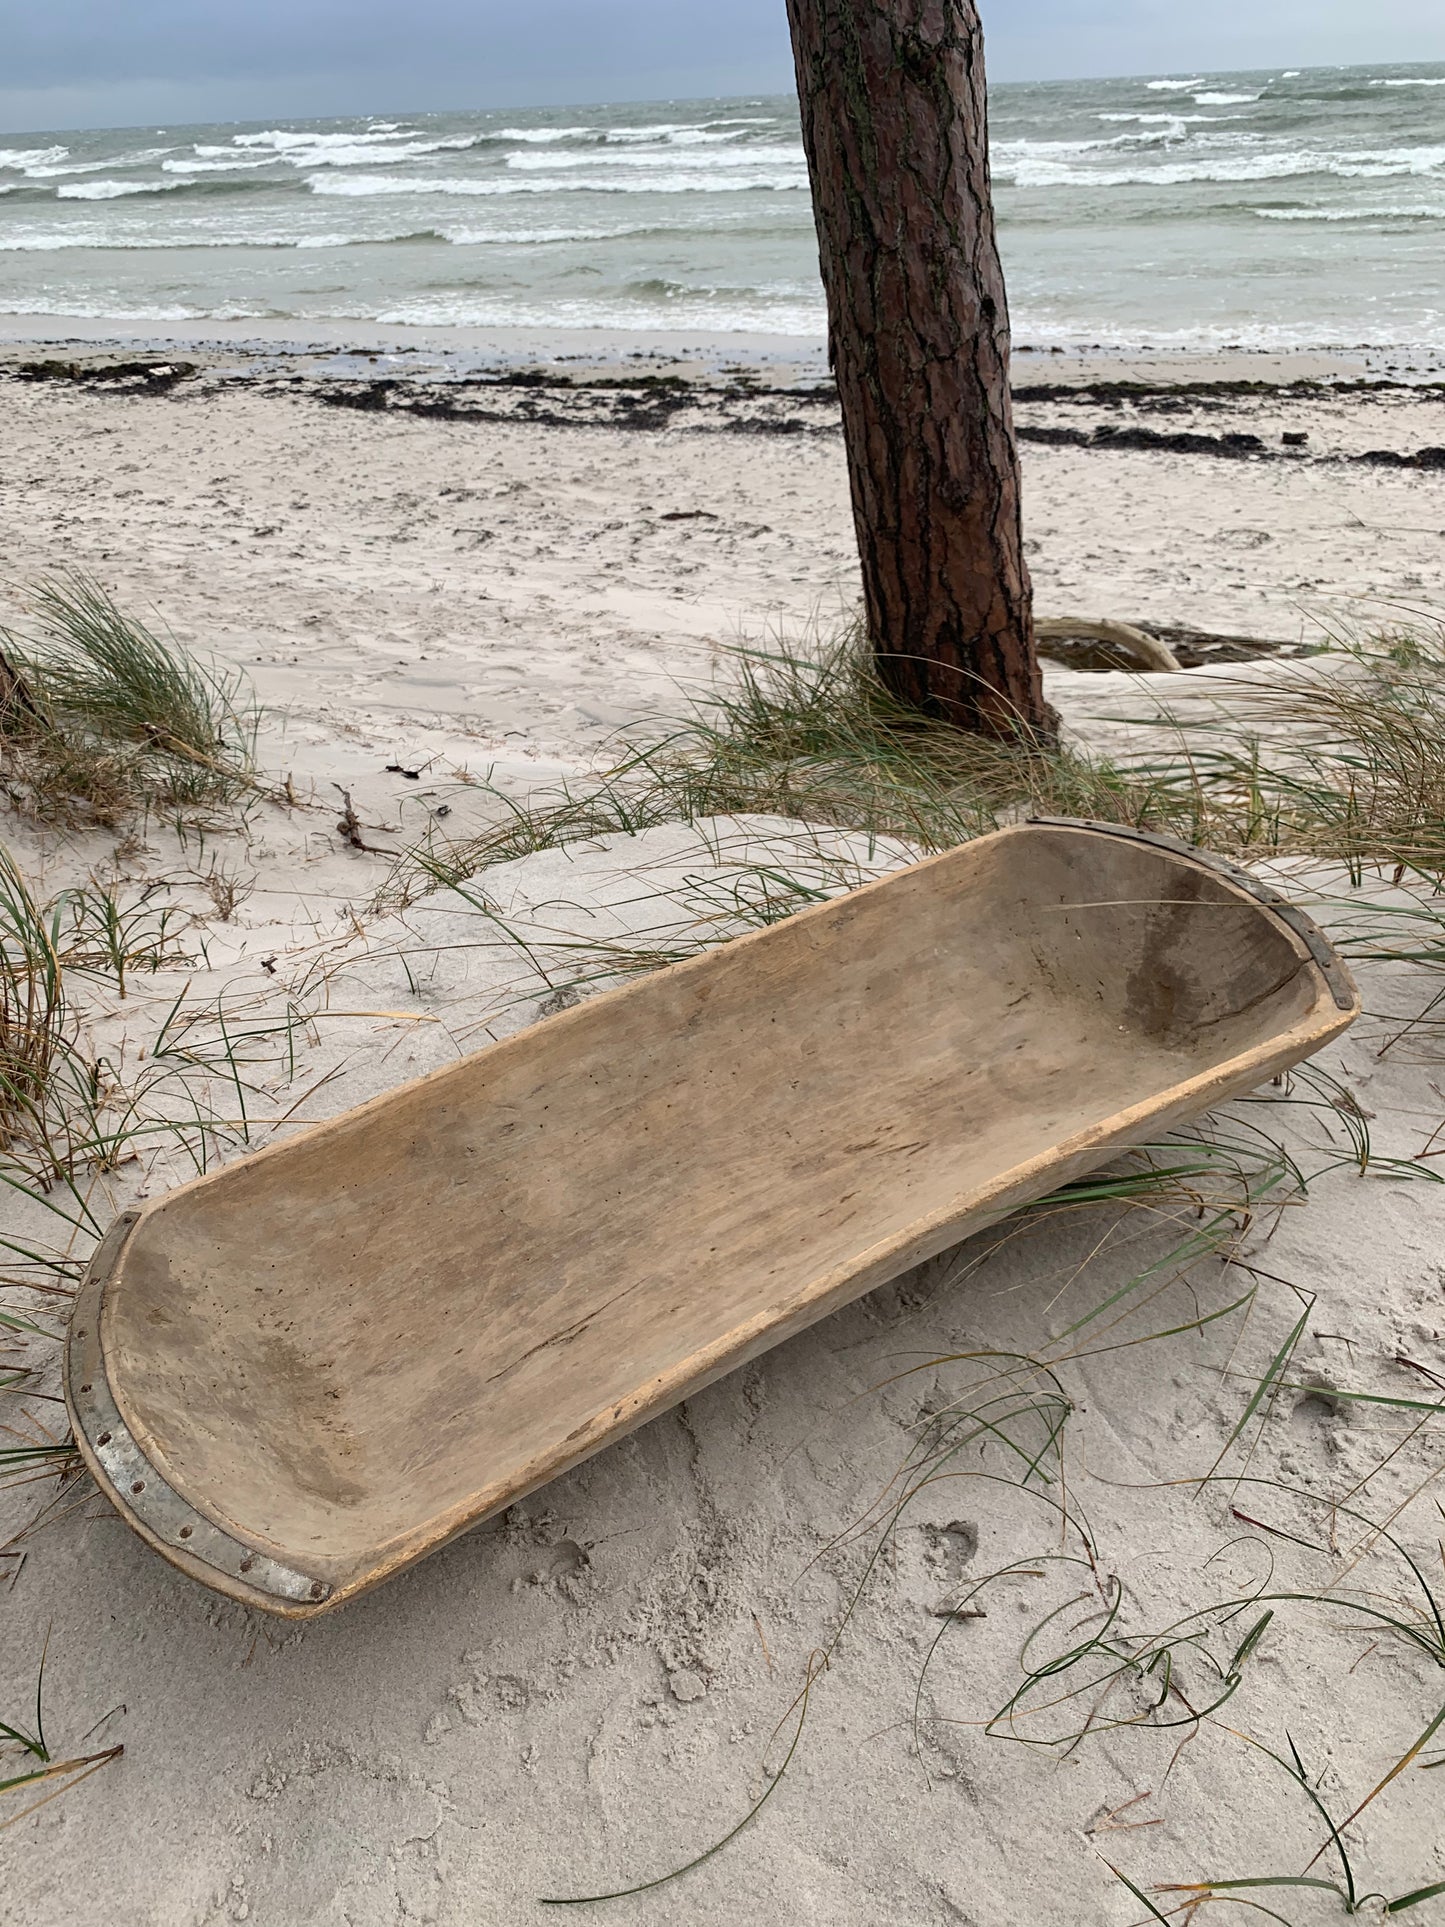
[785,0,1049,737]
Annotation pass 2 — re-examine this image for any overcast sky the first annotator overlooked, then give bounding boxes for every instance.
[4,0,1444,135]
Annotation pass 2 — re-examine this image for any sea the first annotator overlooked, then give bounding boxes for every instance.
[1,62,1443,354]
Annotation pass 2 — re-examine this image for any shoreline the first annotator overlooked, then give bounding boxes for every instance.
[3,313,1445,391]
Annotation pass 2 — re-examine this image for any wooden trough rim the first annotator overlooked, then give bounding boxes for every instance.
[63,819,1359,1616]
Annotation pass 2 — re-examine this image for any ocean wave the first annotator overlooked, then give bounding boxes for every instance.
[0,296,211,321]
[0,146,71,175]
[200,130,481,168]
[1252,203,1444,221]
[1012,311,1445,355]
[610,127,759,146]
[1192,92,1261,105]
[1145,78,1206,92]
[997,143,1445,188]
[0,222,679,254]
[26,153,174,179]
[439,224,654,244]
[600,121,764,143]
[0,226,460,251]
[1096,112,1223,125]
[290,137,481,167]
[483,127,596,144]
[504,143,804,172]
[162,156,278,174]
[1372,76,1445,87]
[231,127,426,150]
[57,179,186,201]
[55,174,300,202]
[477,119,781,148]
[369,293,826,333]
[997,128,1227,160]
[307,170,808,197]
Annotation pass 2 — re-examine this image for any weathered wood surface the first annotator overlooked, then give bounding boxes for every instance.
[66,823,1357,1615]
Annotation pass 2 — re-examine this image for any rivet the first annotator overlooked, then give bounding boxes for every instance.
[239,1556,254,1573]
[130,1480,145,1495]
[309,1581,326,1599]
[97,1432,112,1446]
[79,1383,92,1393]
[179,1526,193,1540]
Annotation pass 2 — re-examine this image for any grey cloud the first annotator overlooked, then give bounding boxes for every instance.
[1,0,1442,134]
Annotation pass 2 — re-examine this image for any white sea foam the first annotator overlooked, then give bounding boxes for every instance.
[162,157,277,174]
[1253,203,1443,221]
[26,154,171,179]
[1097,113,1221,125]
[292,137,480,167]
[308,170,807,197]
[0,296,208,320]
[1193,92,1262,105]
[0,146,71,174]
[600,122,749,143]
[478,120,776,148]
[486,127,596,144]
[1372,77,1445,87]
[0,227,443,250]
[57,179,184,200]
[370,293,827,333]
[0,223,662,252]
[996,143,1445,188]
[504,143,804,172]
[1146,78,1206,92]
[232,127,425,150]
[439,224,647,244]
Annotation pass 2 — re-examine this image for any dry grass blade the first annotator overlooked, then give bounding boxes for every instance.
[0,1632,122,1828]
[0,846,65,1156]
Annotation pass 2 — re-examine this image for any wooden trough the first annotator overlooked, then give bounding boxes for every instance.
[65,820,1358,1617]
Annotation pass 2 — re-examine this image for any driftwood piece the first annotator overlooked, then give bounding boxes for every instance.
[66,820,1355,1616]
[1036,618,1183,674]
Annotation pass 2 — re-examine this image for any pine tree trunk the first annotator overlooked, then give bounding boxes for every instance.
[785,0,1049,737]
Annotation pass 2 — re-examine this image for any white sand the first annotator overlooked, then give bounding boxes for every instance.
[2,342,1445,1925]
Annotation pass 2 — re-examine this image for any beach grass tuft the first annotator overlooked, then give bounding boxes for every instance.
[395,618,1445,910]
[0,847,67,1159]
[0,575,259,827]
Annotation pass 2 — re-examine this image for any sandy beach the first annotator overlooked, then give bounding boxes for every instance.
[3,329,1445,1925]
[3,332,1443,762]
